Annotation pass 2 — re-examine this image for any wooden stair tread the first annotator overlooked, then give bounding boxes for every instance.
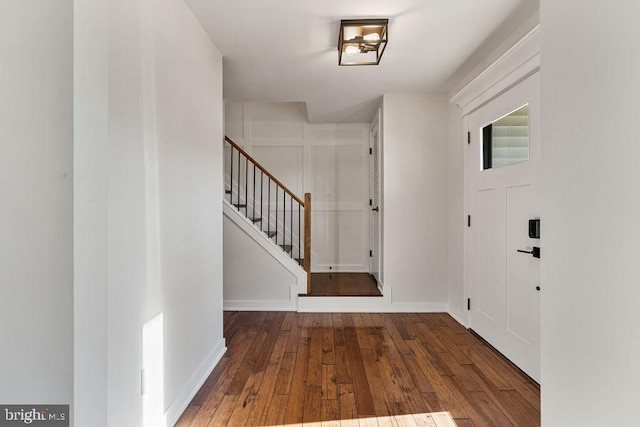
[294,258,304,265]
[233,203,247,208]
[280,244,292,252]
[249,217,262,223]
[266,231,277,238]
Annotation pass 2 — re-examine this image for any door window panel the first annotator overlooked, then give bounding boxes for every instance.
[482,104,529,170]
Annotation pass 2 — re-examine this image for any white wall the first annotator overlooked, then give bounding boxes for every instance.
[540,1,640,425]
[154,0,224,420]
[224,215,292,303]
[225,102,371,273]
[382,94,449,308]
[446,103,465,322]
[74,0,109,423]
[223,209,305,310]
[0,0,73,406]
[74,0,225,425]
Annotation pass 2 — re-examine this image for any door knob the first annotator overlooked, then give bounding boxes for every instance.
[517,246,540,258]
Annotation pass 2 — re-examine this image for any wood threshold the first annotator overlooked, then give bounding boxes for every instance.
[305,272,382,297]
[299,293,382,297]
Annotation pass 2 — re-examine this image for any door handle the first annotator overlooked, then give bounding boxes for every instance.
[517,246,540,258]
[371,207,379,212]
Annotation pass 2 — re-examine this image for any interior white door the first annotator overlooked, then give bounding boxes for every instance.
[468,72,540,382]
[370,113,381,283]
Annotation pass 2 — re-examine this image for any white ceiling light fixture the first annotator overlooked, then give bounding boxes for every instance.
[338,19,388,66]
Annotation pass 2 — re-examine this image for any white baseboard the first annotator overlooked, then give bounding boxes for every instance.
[224,284,299,311]
[447,305,468,328]
[298,291,447,313]
[298,294,390,312]
[164,338,226,426]
[389,302,449,313]
[313,266,370,273]
[224,300,297,311]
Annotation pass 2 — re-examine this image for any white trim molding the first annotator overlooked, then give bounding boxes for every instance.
[223,283,299,311]
[164,339,226,427]
[298,285,448,313]
[447,306,468,328]
[450,25,540,116]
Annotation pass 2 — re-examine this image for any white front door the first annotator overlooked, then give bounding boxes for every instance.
[370,112,381,283]
[468,72,541,382]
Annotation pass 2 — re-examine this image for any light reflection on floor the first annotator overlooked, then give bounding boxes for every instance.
[261,411,457,426]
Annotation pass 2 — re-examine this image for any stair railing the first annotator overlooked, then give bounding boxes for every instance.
[224,136,311,293]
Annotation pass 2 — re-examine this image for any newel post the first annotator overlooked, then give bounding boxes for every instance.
[304,193,311,293]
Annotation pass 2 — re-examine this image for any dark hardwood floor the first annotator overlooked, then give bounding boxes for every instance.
[176,312,540,426]
[306,273,382,297]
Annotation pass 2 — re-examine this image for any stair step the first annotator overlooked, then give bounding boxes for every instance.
[225,189,231,194]
[266,231,277,238]
[294,258,304,266]
[249,217,262,223]
[280,244,293,253]
[233,203,247,208]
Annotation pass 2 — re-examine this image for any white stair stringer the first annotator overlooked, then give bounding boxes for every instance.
[223,200,307,311]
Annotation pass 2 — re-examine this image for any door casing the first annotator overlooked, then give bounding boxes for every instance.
[466,72,541,382]
[369,110,381,285]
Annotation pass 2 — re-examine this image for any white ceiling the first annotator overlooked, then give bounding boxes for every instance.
[186,0,539,123]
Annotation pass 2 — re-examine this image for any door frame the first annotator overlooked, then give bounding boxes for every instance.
[450,25,541,326]
[466,73,541,382]
[369,109,382,289]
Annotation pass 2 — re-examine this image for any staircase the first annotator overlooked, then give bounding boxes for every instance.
[224,136,311,292]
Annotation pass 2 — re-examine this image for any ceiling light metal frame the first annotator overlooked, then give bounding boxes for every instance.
[338,19,389,66]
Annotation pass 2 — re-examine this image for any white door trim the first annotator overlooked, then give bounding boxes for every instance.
[450,25,541,328]
[369,109,382,287]
[467,73,541,382]
[451,25,540,116]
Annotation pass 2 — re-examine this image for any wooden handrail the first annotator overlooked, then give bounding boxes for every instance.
[225,136,304,206]
[225,135,311,291]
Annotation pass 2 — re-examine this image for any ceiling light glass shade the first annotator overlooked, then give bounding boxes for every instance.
[344,45,360,56]
[338,19,388,66]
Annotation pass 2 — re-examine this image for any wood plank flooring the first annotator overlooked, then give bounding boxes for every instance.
[176,312,540,427]
[307,273,382,297]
